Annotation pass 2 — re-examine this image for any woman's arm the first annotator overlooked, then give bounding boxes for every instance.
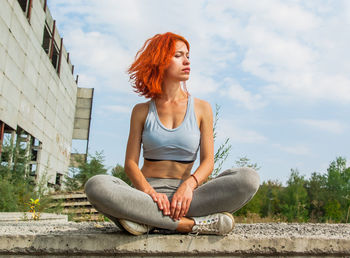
[170,99,214,220]
[190,99,215,183]
[124,103,151,191]
[124,103,171,215]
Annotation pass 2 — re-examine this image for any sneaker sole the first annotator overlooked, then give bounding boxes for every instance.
[119,219,147,236]
[222,212,235,231]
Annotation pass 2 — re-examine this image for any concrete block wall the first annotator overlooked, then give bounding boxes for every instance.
[0,0,79,185]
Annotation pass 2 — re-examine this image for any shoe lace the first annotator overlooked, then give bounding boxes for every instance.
[197,224,219,233]
[194,217,220,233]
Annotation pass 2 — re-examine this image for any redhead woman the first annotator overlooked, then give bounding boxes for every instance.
[85,32,260,235]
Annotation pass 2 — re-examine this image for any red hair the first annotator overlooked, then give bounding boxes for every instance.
[128,32,190,99]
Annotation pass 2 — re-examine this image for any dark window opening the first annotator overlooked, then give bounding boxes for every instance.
[0,122,41,179]
[31,139,41,162]
[17,0,32,21]
[29,163,37,176]
[17,0,28,13]
[42,24,52,55]
[51,42,59,69]
[42,22,61,75]
[33,138,40,146]
[31,148,38,161]
[55,173,62,186]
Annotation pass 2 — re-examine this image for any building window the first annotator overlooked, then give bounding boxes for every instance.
[17,0,32,21]
[42,24,52,55]
[30,138,42,177]
[0,122,41,179]
[55,173,62,186]
[51,41,60,70]
[29,163,37,177]
[42,21,62,75]
[17,0,28,12]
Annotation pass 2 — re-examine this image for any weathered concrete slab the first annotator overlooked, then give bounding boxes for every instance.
[0,222,349,256]
[0,212,68,223]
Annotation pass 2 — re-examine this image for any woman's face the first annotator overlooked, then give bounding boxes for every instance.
[164,40,190,82]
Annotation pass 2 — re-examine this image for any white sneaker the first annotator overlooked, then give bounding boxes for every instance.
[191,212,235,235]
[118,219,153,236]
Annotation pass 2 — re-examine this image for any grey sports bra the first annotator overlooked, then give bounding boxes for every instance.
[142,95,200,162]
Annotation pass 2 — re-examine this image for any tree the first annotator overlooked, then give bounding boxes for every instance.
[324,157,350,222]
[305,172,327,222]
[260,180,283,218]
[212,104,232,178]
[234,157,350,222]
[66,151,108,190]
[111,164,132,186]
[235,156,261,171]
[279,169,309,222]
[64,168,81,192]
[235,180,282,218]
[0,139,49,212]
[324,199,342,222]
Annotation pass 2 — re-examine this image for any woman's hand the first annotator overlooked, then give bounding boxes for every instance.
[170,181,194,220]
[144,188,170,216]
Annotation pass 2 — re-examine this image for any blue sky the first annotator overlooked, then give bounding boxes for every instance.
[47,0,350,184]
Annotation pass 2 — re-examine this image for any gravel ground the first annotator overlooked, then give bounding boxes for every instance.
[0,222,349,239]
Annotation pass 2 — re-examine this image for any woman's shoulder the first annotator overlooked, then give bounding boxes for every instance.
[130,100,151,120]
[132,100,151,111]
[193,96,212,113]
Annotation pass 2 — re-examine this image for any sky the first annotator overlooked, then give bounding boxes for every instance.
[47,0,350,184]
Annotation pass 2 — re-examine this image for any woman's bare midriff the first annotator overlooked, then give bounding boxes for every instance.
[141,159,194,180]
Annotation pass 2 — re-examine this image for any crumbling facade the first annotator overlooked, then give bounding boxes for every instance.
[0,0,93,188]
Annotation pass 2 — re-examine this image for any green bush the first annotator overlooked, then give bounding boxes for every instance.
[234,157,350,223]
[0,158,34,212]
[111,164,132,186]
[64,151,108,192]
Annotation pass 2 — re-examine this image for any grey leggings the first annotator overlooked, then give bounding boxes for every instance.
[85,167,260,230]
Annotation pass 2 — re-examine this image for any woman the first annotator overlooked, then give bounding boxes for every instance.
[85,32,260,236]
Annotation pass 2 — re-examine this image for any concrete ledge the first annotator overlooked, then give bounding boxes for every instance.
[0,222,349,256]
[0,212,68,222]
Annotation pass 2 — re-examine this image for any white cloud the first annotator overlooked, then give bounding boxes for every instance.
[48,0,350,104]
[203,0,350,104]
[218,119,267,144]
[233,0,320,33]
[101,105,131,114]
[297,119,346,134]
[187,71,219,96]
[273,143,311,156]
[221,79,266,110]
[45,0,350,184]
[76,74,97,89]
[63,29,132,92]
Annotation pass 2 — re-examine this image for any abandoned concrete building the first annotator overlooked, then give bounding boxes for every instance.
[0,0,93,189]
